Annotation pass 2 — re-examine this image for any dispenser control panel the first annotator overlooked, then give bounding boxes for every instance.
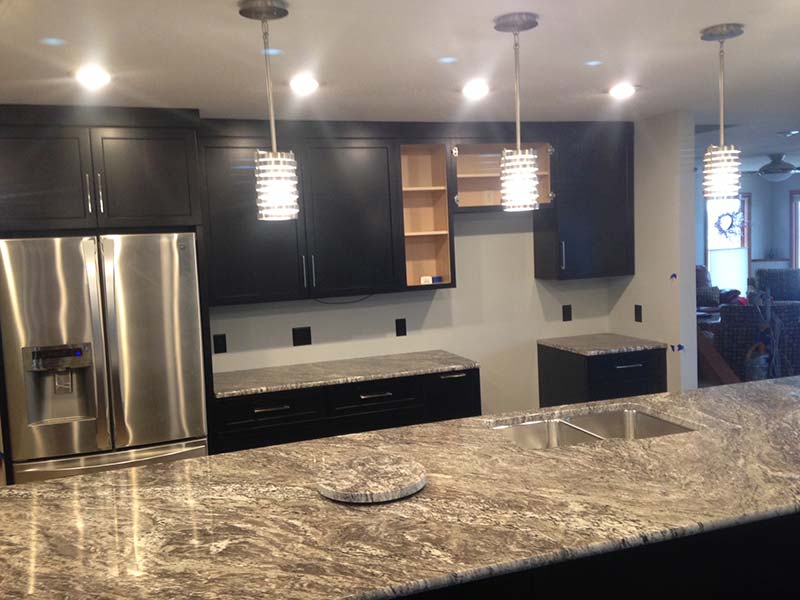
[22,343,93,372]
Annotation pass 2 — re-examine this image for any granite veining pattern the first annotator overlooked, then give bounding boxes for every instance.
[316,454,427,504]
[538,333,668,356]
[3,379,800,598]
[213,350,479,398]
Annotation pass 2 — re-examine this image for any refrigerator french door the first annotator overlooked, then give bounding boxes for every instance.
[0,233,207,483]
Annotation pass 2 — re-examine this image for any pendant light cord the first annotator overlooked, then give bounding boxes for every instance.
[513,31,521,151]
[261,19,278,153]
[718,40,725,147]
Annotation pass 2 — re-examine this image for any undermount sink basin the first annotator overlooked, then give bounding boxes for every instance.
[494,419,602,449]
[494,408,693,450]
[564,409,693,440]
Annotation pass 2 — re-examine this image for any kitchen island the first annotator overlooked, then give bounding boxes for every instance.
[2,378,800,598]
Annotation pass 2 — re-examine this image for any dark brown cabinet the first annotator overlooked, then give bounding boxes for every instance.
[538,345,667,408]
[90,127,202,227]
[303,141,404,297]
[209,367,481,454]
[0,125,202,231]
[202,138,307,305]
[0,127,96,231]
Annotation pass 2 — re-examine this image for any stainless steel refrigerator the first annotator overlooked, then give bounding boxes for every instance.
[0,233,207,483]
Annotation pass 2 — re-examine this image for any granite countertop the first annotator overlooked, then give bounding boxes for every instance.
[3,379,800,598]
[538,333,668,356]
[213,350,479,398]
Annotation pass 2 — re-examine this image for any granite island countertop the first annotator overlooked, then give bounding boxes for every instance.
[538,333,668,356]
[3,379,800,598]
[213,349,479,398]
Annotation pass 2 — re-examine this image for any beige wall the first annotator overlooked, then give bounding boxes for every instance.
[609,111,698,391]
[212,213,613,415]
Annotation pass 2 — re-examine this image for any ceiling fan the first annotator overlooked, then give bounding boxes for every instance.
[742,154,800,182]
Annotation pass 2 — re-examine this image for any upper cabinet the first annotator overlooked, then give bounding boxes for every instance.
[453,141,553,212]
[202,137,307,305]
[0,126,96,231]
[400,143,455,289]
[302,141,404,297]
[0,125,202,232]
[90,128,202,227]
[533,122,634,280]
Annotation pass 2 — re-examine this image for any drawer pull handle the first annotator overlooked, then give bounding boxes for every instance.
[254,404,291,414]
[359,392,393,400]
[440,373,467,380]
[615,363,644,370]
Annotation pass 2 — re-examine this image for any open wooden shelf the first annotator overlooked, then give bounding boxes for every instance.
[401,144,452,287]
[455,142,552,210]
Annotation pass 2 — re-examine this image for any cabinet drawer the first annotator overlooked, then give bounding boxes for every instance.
[330,377,423,416]
[215,391,326,432]
[425,369,481,421]
[588,350,665,384]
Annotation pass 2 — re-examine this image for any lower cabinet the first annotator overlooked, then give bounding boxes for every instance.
[209,368,481,454]
[538,346,667,408]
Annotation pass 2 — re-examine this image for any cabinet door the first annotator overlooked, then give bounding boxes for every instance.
[425,369,482,421]
[0,126,97,231]
[202,138,307,305]
[303,141,404,297]
[90,127,202,227]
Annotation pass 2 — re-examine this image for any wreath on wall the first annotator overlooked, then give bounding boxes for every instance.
[715,210,745,240]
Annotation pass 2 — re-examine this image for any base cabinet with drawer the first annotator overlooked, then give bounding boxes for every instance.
[538,345,667,408]
[209,368,481,454]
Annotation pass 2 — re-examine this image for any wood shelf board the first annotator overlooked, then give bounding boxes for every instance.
[402,186,447,192]
[404,230,449,237]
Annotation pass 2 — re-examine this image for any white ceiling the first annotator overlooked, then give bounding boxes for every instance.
[1,0,799,164]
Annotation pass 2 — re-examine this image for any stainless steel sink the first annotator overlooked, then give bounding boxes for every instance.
[494,408,693,450]
[563,409,693,440]
[494,419,602,449]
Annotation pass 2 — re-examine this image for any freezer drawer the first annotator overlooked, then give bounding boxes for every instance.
[13,438,207,483]
[101,233,206,448]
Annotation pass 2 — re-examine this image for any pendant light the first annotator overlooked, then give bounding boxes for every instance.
[701,23,744,203]
[239,0,299,221]
[495,12,540,212]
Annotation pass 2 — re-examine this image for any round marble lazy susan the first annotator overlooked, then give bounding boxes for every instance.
[316,454,427,504]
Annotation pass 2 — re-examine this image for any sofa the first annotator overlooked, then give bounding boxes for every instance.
[715,302,800,381]
[755,269,800,302]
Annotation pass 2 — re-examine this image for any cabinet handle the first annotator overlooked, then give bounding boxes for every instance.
[615,363,644,370]
[96,172,105,213]
[254,404,291,414]
[85,173,93,214]
[440,372,467,380]
[560,241,566,270]
[359,391,393,400]
[311,254,317,287]
[301,255,308,288]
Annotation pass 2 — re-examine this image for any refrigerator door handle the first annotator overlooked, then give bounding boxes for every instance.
[80,237,113,451]
[100,236,128,446]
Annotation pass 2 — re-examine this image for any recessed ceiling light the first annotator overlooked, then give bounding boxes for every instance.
[585,60,603,67]
[438,56,458,64]
[75,64,111,91]
[39,37,65,46]
[289,72,319,96]
[262,48,283,56]
[462,78,489,101]
[782,130,800,138]
[609,81,636,100]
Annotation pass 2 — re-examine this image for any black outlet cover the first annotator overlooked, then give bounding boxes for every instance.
[213,334,227,354]
[395,318,407,337]
[635,304,643,323]
[292,326,312,347]
[562,304,573,322]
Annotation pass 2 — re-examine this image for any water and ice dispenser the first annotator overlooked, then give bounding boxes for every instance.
[21,343,95,426]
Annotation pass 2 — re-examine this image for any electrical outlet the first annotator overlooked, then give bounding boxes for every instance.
[562,304,573,322]
[292,326,312,347]
[395,318,407,337]
[635,304,643,323]
[213,334,227,354]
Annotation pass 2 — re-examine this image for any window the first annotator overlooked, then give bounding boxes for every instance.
[791,190,800,268]
[706,193,750,293]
